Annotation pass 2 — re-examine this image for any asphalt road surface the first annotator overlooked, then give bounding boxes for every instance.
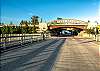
[0,37,100,71]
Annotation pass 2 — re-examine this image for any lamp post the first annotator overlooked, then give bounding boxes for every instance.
[94,27,97,40]
[94,21,99,41]
[41,30,45,40]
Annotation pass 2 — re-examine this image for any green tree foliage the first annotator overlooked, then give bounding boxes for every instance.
[28,27,33,34]
[1,26,16,34]
[31,16,39,33]
[15,26,22,34]
[20,20,29,33]
[31,16,39,25]
[1,16,40,34]
[57,17,62,20]
[3,26,10,34]
[86,28,95,34]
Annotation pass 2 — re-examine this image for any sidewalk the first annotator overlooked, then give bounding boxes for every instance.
[74,36,100,45]
[78,33,100,42]
[52,38,100,71]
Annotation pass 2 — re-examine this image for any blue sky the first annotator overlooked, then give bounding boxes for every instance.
[0,0,100,25]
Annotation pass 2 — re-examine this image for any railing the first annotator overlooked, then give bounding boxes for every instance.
[0,33,50,49]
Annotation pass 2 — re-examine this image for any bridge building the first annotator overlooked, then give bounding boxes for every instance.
[48,19,88,36]
[48,19,88,30]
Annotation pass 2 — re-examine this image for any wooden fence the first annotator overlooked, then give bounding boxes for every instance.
[0,33,50,49]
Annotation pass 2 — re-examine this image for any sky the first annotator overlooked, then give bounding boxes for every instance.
[0,0,100,25]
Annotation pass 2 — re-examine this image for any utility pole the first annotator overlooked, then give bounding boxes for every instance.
[94,21,99,41]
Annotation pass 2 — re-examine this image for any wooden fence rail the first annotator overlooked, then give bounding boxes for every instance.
[0,33,50,49]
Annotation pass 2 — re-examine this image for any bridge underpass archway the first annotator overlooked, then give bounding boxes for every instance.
[48,18,88,36]
[49,27,83,36]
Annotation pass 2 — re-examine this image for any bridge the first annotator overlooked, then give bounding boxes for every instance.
[47,19,88,36]
[48,19,88,30]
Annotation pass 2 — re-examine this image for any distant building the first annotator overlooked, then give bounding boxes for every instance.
[87,21,99,29]
[19,22,48,33]
[38,23,48,33]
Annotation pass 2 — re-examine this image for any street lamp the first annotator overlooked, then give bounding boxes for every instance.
[94,21,99,41]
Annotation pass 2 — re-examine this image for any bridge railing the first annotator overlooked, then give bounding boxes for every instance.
[0,33,50,49]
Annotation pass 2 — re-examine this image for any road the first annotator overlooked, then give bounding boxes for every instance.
[52,37,100,71]
[0,37,100,71]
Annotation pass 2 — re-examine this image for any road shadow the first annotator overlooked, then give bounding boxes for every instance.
[79,40,96,44]
[1,39,49,53]
[0,38,65,71]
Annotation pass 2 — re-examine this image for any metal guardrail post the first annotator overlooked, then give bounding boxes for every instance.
[1,34,3,47]
[42,32,45,40]
[9,33,11,45]
[31,35,33,43]
[4,34,7,48]
[24,34,25,43]
[21,33,23,45]
[19,34,20,44]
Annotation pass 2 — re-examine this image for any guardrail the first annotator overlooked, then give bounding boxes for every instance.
[0,33,50,49]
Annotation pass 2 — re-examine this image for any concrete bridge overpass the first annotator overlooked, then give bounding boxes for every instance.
[48,19,88,30]
[47,19,88,36]
[48,24,88,31]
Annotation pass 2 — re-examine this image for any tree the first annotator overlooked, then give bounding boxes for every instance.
[88,20,90,23]
[57,17,62,20]
[16,26,22,34]
[10,21,13,25]
[20,20,29,33]
[3,26,10,34]
[31,16,39,33]
[19,16,40,33]
[31,16,39,25]
[28,27,33,34]
[0,22,4,25]
[86,28,95,34]
[28,21,31,25]
[9,22,14,34]
[24,21,29,33]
